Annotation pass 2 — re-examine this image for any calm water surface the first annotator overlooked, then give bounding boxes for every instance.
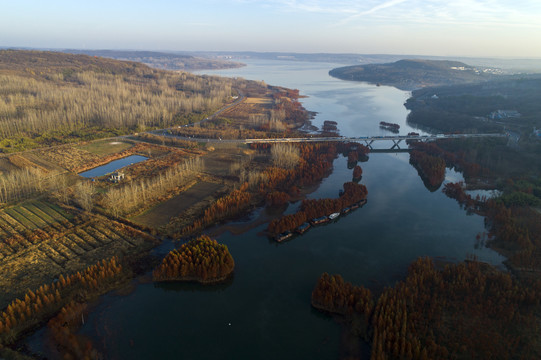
[78,155,148,178]
[33,60,506,359]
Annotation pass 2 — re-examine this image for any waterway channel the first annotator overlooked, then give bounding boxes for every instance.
[30,60,506,359]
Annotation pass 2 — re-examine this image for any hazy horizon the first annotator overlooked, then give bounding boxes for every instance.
[2,0,541,58]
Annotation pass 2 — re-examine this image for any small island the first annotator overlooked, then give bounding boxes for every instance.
[153,235,235,284]
[352,165,363,181]
[409,149,446,191]
[379,121,400,133]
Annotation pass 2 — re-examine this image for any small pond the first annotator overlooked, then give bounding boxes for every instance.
[78,155,147,178]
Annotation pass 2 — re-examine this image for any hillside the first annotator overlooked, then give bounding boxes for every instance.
[329,59,495,90]
[0,50,237,152]
[63,49,245,71]
[405,77,541,178]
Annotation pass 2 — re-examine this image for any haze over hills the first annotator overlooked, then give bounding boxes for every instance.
[59,49,245,71]
[189,51,541,73]
[4,47,541,74]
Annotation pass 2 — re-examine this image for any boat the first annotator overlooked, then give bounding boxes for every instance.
[342,207,351,214]
[310,216,328,226]
[359,199,367,207]
[328,212,340,220]
[276,231,293,243]
[296,222,311,234]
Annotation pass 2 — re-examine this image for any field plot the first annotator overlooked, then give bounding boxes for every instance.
[132,181,224,228]
[0,153,64,175]
[219,97,272,120]
[38,145,101,171]
[77,140,134,157]
[0,201,157,308]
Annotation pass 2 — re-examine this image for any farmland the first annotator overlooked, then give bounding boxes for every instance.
[0,50,320,357]
[0,200,157,308]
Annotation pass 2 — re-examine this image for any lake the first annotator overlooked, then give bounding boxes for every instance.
[32,60,506,359]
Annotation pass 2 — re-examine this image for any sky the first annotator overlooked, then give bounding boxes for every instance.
[1,0,541,58]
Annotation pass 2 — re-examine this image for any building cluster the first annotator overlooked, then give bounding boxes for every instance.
[489,110,521,120]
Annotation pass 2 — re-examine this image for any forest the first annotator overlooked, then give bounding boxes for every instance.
[312,257,541,360]
[405,77,541,133]
[0,257,124,347]
[0,50,260,152]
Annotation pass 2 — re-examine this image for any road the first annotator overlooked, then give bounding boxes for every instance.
[193,91,245,126]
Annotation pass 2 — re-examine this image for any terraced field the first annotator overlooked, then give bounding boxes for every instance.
[0,201,157,308]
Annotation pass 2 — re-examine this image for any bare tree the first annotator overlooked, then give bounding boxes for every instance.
[271,143,300,169]
[74,181,95,212]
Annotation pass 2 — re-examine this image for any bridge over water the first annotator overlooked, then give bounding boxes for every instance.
[245,133,507,149]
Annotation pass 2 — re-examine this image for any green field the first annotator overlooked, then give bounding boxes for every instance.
[77,140,134,156]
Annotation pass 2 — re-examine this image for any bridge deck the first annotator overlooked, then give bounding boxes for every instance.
[244,133,507,144]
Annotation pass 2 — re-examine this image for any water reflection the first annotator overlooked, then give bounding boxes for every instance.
[59,60,508,359]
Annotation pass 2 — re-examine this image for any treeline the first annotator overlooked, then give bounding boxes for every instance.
[312,273,374,340]
[301,182,367,219]
[254,143,338,193]
[0,257,123,345]
[170,126,289,140]
[410,141,487,180]
[353,165,363,180]
[271,89,310,127]
[268,182,367,235]
[486,200,541,270]
[48,301,99,360]
[0,167,66,205]
[136,132,198,149]
[497,177,541,207]
[312,257,541,359]
[176,185,253,237]
[312,273,374,316]
[442,181,486,213]
[153,235,234,283]
[0,50,257,151]
[101,157,203,216]
[265,191,291,206]
[409,150,446,191]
